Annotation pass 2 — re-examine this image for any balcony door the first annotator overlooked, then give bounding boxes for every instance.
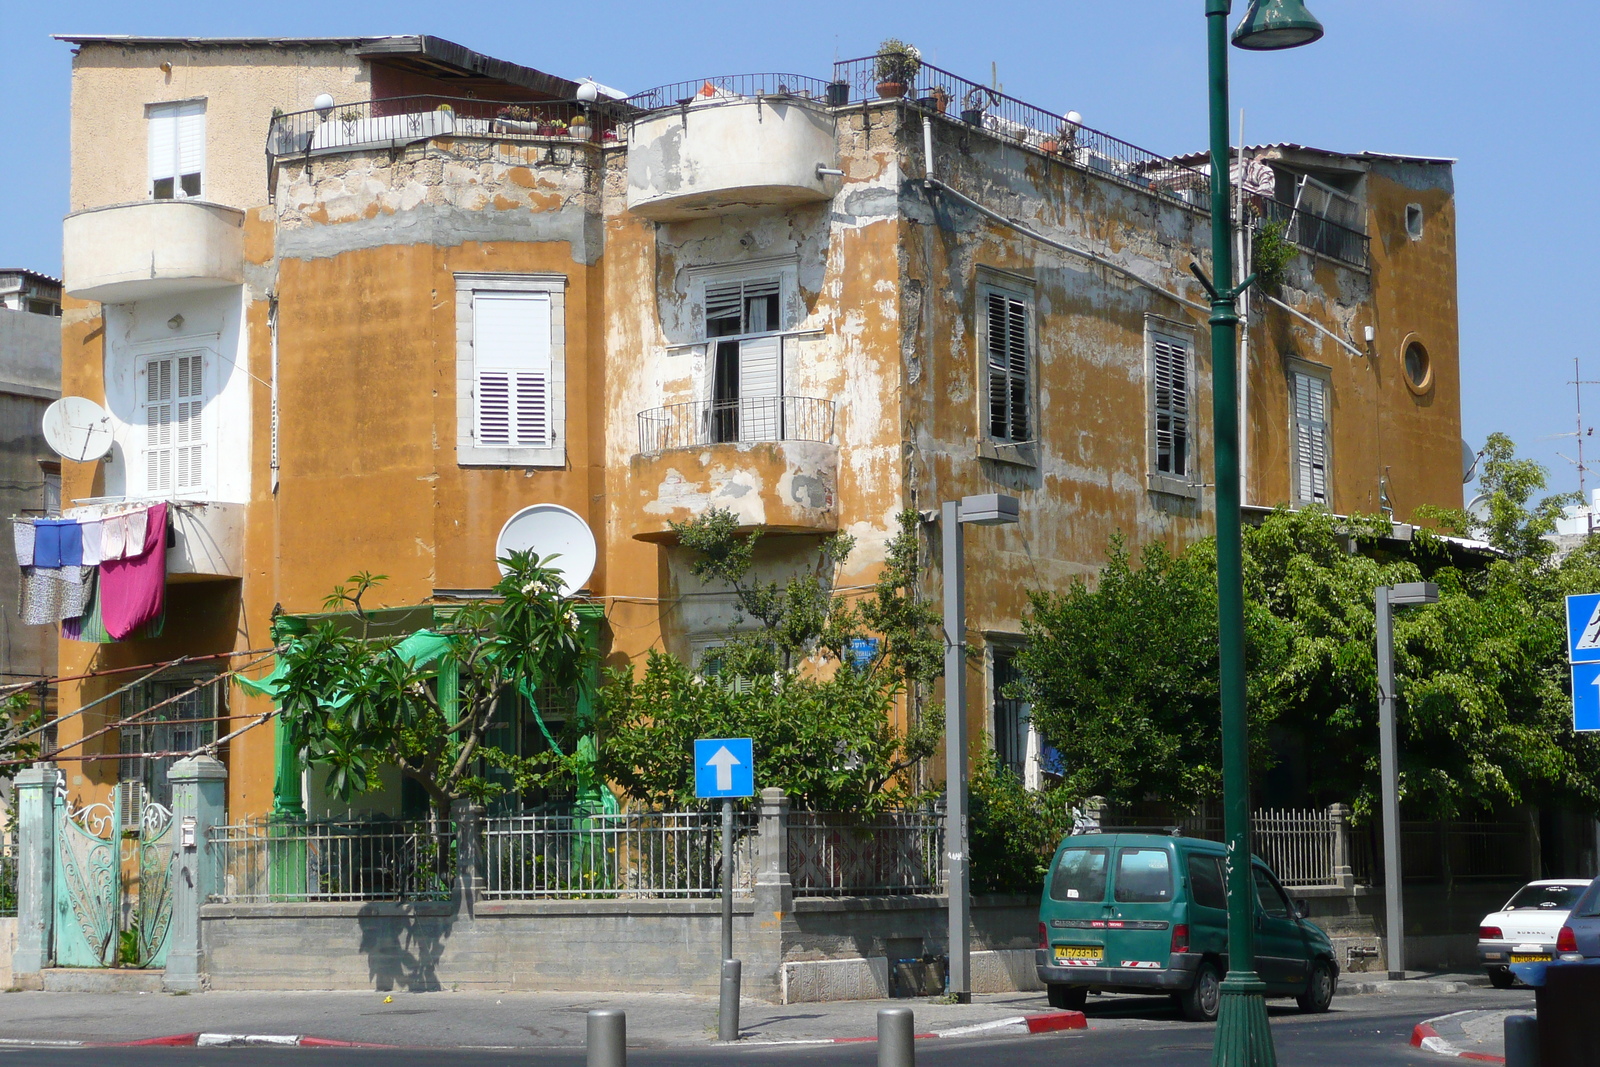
[706,277,782,444]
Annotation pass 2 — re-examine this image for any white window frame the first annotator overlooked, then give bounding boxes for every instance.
[1145,315,1198,498]
[1288,359,1332,508]
[978,276,1035,448]
[146,99,206,201]
[689,258,799,445]
[455,273,567,468]
[135,347,212,498]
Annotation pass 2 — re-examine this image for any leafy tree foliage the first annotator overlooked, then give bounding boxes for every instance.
[967,753,1077,892]
[601,510,942,811]
[276,551,594,819]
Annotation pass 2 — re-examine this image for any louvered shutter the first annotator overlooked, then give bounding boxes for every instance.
[1152,337,1191,477]
[174,354,205,491]
[148,111,176,195]
[737,335,781,442]
[986,292,1031,442]
[148,101,205,199]
[145,357,173,493]
[473,292,552,448]
[144,352,206,494]
[1293,372,1329,504]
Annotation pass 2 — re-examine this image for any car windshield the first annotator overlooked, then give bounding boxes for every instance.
[1505,884,1584,911]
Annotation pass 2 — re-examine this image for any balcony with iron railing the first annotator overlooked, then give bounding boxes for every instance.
[1256,198,1370,270]
[629,395,838,541]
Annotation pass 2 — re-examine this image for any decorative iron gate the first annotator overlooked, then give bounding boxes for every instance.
[51,777,176,969]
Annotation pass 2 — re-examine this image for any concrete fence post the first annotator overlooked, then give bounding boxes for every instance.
[452,800,484,917]
[164,754,227,992]
[755,787,791,915]
[1328,803,1355,891]
[11,764,57,983]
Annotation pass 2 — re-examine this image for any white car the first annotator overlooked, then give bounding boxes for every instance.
[1477,879,1593,987]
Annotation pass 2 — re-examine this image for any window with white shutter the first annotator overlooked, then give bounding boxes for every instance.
[985,290,1031,443]
[141,351,206,495]
[472,292,552,448]
[455,274,567,467]
[701,274,786,444]
[1145,318,1198,497]
[1290,369,1330,506]
[147,101,205,200]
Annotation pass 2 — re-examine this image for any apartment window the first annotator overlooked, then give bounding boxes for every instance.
[992,645,1040,789]
[147,100,205,200]
[139,351,206,495]
[983,287,1032,443]
[1289,366,1330,506]
[1146,318,1196,496]
[455,273,567,467]
[119,676,220,818]
[40,462,61,515]
[704,276,783,443]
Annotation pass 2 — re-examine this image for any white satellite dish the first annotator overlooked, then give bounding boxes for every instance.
[42,397,114,462]
[494,503,596,596]
[1466,493,1491,525]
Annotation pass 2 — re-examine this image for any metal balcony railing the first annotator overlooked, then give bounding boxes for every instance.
[1258,199,1370,270]
[636,395,836,455]
[624,74,835,113]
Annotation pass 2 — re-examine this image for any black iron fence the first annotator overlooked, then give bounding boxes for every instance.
[265,95,616,164]
[624,74,835,112]
[1258,198,1370,269]
[1348,819,1530,885]
[831,56,1211,209]
[637,395,836,454]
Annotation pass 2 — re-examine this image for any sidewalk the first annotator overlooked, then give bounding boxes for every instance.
[1411,1008,1517,1063]
[0,989,1067,1049]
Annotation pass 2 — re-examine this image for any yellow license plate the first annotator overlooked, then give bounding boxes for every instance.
[1055,945,1103,961]
[1510,953,1551,963]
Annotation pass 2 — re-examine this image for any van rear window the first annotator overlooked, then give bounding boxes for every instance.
[1115,848,1174,903]
[1050,847,1109,902]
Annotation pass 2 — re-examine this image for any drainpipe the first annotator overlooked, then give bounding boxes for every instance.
[268,294,280,495]
[922,113,935,186]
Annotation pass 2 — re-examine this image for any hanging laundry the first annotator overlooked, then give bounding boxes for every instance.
[100,504,166,641]
[12,519,35,567]
[33,520,64,568]
[19,565,93,625]
[126,509,147,554]
[81,521,103,567]
[101,513,127,561]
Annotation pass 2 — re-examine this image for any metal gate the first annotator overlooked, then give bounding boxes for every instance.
[52,778,175,969]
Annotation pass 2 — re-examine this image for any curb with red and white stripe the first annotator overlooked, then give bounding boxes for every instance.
[1410,1012,1505,1064]
[736,1010,1086,1046]
[0,1033,396,1050]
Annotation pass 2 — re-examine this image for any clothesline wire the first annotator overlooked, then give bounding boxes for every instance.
[36,707,282,765]
[0,646,277,702]
[25,653,277,766]
[10,657,195,741]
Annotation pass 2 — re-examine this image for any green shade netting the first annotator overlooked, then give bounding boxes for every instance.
[236,629,454,706]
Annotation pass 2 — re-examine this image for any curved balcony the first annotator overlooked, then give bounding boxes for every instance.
[625,78,838,220]
[63,200,244,304]
[629,396,838,541]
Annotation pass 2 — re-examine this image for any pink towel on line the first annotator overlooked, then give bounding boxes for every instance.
[100,504,166,641]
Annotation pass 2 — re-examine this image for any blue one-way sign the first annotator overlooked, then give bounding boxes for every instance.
[1575,663,1600,732]
[1566,593,1600,664]
[694,737,754,798]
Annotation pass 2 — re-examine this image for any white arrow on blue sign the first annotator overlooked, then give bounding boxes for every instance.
[1566,593,1600,664]
[694,737,754,799]
[1574,663,1600,732]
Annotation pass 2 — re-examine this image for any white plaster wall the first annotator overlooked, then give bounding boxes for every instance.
[99,286,251,504]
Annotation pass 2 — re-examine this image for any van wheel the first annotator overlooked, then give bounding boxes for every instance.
[1047,984,1087,1011]
[1488,967,1515,990]
[1178,961,1221,1022]
[1297,959,1335,1013]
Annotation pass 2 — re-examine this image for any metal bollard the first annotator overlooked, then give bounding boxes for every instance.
[1504,1014,1539,1067]
[878,1006,915,1067]
[718,959,742,1042]
[587,1008,626,1067]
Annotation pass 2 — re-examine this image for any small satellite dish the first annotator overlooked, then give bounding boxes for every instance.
[43,397,114,462]
[1466,493,1491,525]
[494,503,596,596]
[1461,439,1481,484]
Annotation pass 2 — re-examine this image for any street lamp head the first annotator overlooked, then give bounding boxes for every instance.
[1231,0,1325,50]
[1387,581,1440,607]
[958,494,1021,526]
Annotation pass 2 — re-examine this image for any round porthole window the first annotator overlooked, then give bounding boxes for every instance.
[1403,341,1432,393]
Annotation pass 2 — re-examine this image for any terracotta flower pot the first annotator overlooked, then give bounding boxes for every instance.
[877,80,908,99]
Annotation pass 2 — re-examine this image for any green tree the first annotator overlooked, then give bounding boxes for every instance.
[600,509,942,810]
[275,551,594,819]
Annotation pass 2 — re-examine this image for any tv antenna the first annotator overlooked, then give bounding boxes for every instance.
[1544,358,1600,535]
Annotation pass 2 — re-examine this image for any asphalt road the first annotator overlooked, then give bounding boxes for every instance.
[0,988,1534,1066]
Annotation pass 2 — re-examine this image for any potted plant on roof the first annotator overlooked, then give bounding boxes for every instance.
[495,104,535,134]
[875,38,921,99]
[568,112,591,140]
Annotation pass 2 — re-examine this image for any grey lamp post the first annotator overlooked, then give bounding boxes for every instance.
[943,492,1021,1003]
[1376,581,1438,979]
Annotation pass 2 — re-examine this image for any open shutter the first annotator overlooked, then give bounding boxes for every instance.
[986,292,1030,442]
[148,102,205,199]
[737,335,781,442]
[1293,372,1328,504]
[473,292,552,448]
[174,353,205,491]
[1152,337,1190,476]
[144,357,174,493]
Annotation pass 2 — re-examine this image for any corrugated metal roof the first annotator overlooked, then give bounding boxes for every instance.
[1171,143,1456,166]
[0,268,64,287]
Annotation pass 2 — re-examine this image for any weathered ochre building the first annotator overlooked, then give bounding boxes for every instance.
[48,36,1462,818]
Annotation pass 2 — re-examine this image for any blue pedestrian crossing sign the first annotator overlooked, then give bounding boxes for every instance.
[1574,663,1600,732]
[1566,593,1600,664]
[694,737,754,799]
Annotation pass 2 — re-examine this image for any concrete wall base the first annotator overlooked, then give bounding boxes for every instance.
[40,968,166,993]
[781,956,889,1003]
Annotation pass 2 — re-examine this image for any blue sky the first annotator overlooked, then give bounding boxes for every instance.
[3,1,1596,503]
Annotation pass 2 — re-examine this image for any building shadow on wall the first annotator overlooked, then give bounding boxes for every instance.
[356,904,455,992]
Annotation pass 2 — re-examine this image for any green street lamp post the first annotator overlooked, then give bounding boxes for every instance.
[1199,1,1323,1065]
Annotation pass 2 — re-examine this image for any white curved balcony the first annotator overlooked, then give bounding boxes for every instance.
[63,200,245,304]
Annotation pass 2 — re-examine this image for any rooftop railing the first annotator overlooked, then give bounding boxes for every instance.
[624,73,835,112]
[831,56,1212,209]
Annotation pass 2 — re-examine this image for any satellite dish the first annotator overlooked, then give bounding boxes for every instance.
[43,397,114,462]
[1461,439,1481,484]
[494,503,596,596]
[1466,493,1491,525]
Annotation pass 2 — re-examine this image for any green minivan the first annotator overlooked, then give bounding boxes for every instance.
[1034,831,1339,1021]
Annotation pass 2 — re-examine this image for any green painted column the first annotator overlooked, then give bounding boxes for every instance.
[264,616,307,901]
[571,604,609,817]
